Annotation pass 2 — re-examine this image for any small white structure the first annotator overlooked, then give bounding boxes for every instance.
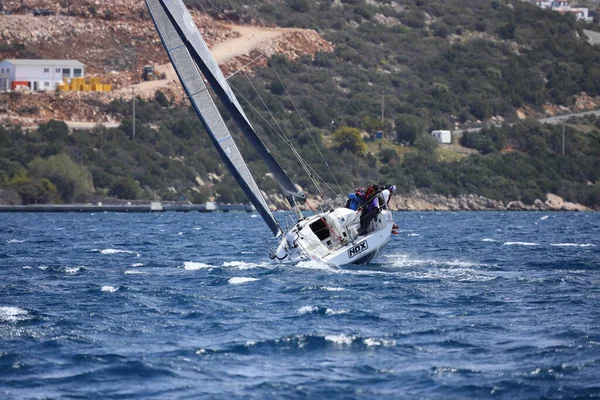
[431,130,452,144]
[528,0,593,21]
[0,59,85,92]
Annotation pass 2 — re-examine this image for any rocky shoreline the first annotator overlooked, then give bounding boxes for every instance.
[390,191,591,212]
[267,191,593,212]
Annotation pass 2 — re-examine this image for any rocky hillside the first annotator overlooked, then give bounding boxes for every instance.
[0,0,333,123]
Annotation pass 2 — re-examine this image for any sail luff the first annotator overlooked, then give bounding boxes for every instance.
[155,1,305,201]
[145,0,282,237]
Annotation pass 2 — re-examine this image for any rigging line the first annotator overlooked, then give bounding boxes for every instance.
[248,210,277,257]
[238,70,330,201]
[264,52,346,200]
[229,79,328,200]
[226,53,265,80]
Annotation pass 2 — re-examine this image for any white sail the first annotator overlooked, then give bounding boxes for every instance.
[146,0,282,236]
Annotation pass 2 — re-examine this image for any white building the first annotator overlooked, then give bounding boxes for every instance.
[528,0,593,22]
[431,130,452,144]
[0,59,85,92]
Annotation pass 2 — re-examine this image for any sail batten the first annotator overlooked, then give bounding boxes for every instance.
[154,0,304,201]
[146,0,282,237]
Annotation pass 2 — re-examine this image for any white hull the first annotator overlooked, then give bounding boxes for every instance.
[274,208,394,266]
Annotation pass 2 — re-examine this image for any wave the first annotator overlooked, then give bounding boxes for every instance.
[228,277,259,285]
[5,239,26,244]
[540,215,550,220]
[101,286,118,293]
[481,238,496,242]
[385,254,493,269]
[503,242,539,246]
[194,333,397,355]
[325,308,348,315]
[91,248,140,256]
[298,305,318,314]
[222,261,270,270]
[124,270,145,275]
[181,261,214,270]
[322,286,345,291]
[297,305,348,316]
[38,265,86,274]
[0,306,30,322]
[295,260,336,272]
[551,243,595,247]
[130,263,144,267]
[407,233,420,237]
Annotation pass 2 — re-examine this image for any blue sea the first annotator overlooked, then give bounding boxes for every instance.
[1,211,599,399]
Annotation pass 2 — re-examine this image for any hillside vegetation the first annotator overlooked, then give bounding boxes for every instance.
[1,0,600,208]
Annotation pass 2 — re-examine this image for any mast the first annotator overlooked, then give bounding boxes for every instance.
[145,0,283,237]
[154,0,305,202]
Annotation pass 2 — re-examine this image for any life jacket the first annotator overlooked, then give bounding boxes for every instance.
[347,188,366,210]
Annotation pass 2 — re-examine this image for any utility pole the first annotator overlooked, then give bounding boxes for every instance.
[562,120,565,156]
[132,87,136,139]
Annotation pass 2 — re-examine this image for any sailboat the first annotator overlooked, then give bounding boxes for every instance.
[145,0,395,265]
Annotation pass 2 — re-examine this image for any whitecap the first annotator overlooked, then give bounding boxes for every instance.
[65,267,84,274]
[222,261,269,270]
[6,239,26,244]
[503,242,539,246]
[0,306,30,322]
[178,232,184,236]
[551,243,595,247]
[295,260,336,272]
[325,308,348,315]
[386,254,492,269]
[22,266,32,270]
[540,215,550,220]
[407,233,420,237]
[101,286,118,293]
[182,262,214,270]
[228,277,259,285]
[124,270,145,275]
[325,334,354,345]
[196,349,207,355]
[130,263,144,267]
[250,214,259,218]
[192,227,202,231]
[322,286,344,291]
[364,338,396,347]
[92,248,138,255]
[481,238,496,242]
[39,266,48,271]
[298,305,318,314]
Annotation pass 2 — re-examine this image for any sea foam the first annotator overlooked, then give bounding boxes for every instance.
[0,306,30,322]
[228,277,259,285]
[101,286,118,293]
[182,262,214,270]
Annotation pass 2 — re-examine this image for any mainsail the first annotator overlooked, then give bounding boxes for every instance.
[145,0,282,236]
[148,0,304,201]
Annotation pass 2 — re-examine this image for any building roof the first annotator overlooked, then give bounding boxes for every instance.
[0,59,85,67]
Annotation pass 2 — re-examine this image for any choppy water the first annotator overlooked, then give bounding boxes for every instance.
[1,211,599,399]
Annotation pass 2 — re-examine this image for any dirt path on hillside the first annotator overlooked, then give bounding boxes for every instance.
[115,24,300,99]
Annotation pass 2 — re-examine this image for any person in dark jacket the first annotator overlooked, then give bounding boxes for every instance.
[358,185,380,235]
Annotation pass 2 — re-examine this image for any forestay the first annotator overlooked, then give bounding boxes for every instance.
[146,0,282,236]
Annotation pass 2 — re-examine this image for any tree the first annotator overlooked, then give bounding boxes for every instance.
[395,114,425,145]
[414,133,439,153]
[332,126,366,156]
[38,120,69,142]
[28,153,94,203]
[109,177,141,200]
